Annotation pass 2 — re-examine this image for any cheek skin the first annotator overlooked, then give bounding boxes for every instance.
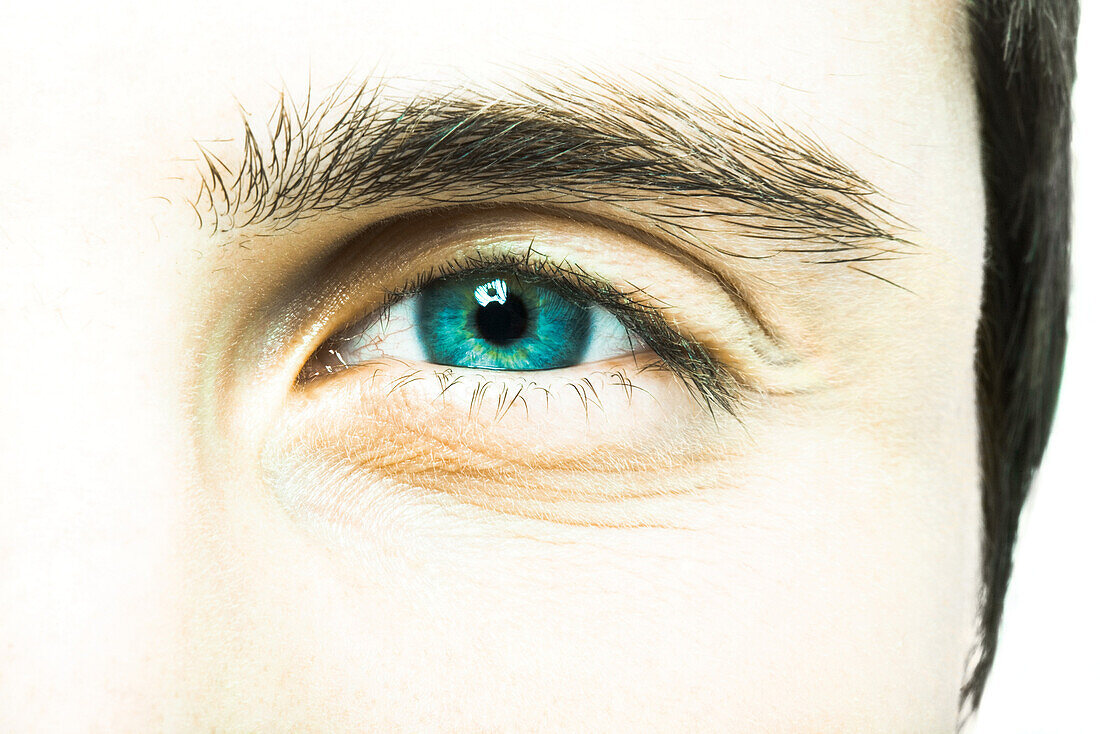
[211,387,977,732]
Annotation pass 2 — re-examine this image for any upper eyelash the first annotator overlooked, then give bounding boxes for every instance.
[306,248,745,416]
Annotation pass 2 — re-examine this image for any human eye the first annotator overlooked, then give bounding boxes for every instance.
[264,208,808,532]
[304,265,641,371]
[299,253,729,408]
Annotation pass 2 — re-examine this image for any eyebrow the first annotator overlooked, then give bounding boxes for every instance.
[191,71,911,267]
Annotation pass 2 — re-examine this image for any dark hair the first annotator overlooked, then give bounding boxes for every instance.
[965,0,1078,715]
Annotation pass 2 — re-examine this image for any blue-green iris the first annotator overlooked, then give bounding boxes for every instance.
[416,273,592,370]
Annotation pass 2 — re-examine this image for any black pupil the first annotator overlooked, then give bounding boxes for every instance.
[475,290,528,345]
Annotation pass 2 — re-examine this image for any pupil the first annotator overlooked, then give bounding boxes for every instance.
[475,293,528,345]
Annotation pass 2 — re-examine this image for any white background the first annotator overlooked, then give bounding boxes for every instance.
[972,3,1099,732]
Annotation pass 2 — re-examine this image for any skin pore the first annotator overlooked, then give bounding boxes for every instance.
[0,0,986,731]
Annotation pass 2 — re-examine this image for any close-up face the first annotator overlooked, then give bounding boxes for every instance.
[0,0,997,730]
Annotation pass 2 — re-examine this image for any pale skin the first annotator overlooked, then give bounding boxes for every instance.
[0,0,986,731]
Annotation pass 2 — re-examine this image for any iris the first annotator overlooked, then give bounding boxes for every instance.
[416,273,592,370]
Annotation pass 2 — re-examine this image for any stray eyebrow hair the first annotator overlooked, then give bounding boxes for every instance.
[191,70,912,266]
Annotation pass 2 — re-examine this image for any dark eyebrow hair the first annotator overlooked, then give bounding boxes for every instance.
[191,71,912,267]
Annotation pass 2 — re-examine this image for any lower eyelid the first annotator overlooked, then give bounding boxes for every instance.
[270,354,736,531]
[295,352,702,440]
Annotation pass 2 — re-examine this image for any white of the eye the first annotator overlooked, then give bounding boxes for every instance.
[335,296,427,364]
[580,306,643,363]
[334,296,642,368]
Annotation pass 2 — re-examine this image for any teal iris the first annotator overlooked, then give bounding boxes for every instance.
[416,272,592,370]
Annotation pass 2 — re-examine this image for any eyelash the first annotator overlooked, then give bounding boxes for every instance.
[300,249,744,415]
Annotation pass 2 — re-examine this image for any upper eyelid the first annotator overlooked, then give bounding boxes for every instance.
[347,203,782,350]
[278,205,827,414]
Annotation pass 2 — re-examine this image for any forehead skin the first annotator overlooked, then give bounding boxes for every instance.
[0,1,984,731]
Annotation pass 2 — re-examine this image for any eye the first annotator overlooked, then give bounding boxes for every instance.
[290,211,769,416]
[307,270,640,376]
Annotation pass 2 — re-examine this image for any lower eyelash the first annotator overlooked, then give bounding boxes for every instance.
[345,360,669,424]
